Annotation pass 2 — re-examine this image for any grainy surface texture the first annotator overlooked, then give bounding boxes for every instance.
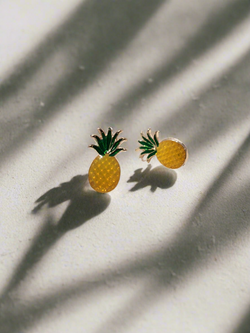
[1,1,250,333]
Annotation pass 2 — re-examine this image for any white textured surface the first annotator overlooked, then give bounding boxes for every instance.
[1,1,250,332]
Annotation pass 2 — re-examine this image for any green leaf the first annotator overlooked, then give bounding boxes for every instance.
[90,145,104,156]
[98,128,107,149]
[139,147,155,154]
[147,151,156,160]
[141,135,152,146]
[147,131,155,145]
[106,127,112,150]
[110,130,122,148]
[140,149,155,156]
[92,135,105,152]
[110,138,126,152]
[154,131,159,147]
[138,140,153,149]
[144,149,155,154]
[109,148,125,156]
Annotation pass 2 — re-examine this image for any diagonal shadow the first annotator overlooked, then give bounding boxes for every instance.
[32,174,89,213]
[1,133,249,333]
[0,174,110,305]
[0,1,249,330]
[233,307,250,333]
[0,0,166,164]
[92,132,250,332]
[156,50,250,150]
[105,0,250,124]
[0,0,166,102]
[138,46,250,173]
[127,165,177,192]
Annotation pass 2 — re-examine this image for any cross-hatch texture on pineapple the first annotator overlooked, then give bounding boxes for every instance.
[88,128,126,193]
[157,140,187,169]
[89,154,120,193]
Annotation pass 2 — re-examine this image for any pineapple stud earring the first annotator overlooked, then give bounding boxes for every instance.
[88,128,127,193]
[137,129,188,169]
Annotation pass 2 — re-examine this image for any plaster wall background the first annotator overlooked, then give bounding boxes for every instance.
[0,1,250,332]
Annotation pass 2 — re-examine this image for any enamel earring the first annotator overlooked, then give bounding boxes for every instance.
[137,129,188,169]
[88,127,127,193]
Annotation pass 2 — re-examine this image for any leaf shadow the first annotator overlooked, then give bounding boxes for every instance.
[0,133,249,332]
[157,50,250,152]
[105,0,250,125]
[0,174,111,302]
[127,165,177,192]
[0,0,166,164]
[0,1,249,331]
[92,132,250,333]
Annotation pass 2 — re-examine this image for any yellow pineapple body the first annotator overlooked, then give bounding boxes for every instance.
[156,139,187,169]
[88,154,121,193]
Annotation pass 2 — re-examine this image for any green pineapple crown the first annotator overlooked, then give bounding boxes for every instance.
[89,127,127,157]
[138,129,159,162]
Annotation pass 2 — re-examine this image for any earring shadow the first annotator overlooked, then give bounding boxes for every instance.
[33,174,111,231]
[1,175,111,298]
[32,174,88,213]
[128,165,177,192]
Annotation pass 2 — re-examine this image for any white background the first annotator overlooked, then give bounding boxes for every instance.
[0,0,250,332]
